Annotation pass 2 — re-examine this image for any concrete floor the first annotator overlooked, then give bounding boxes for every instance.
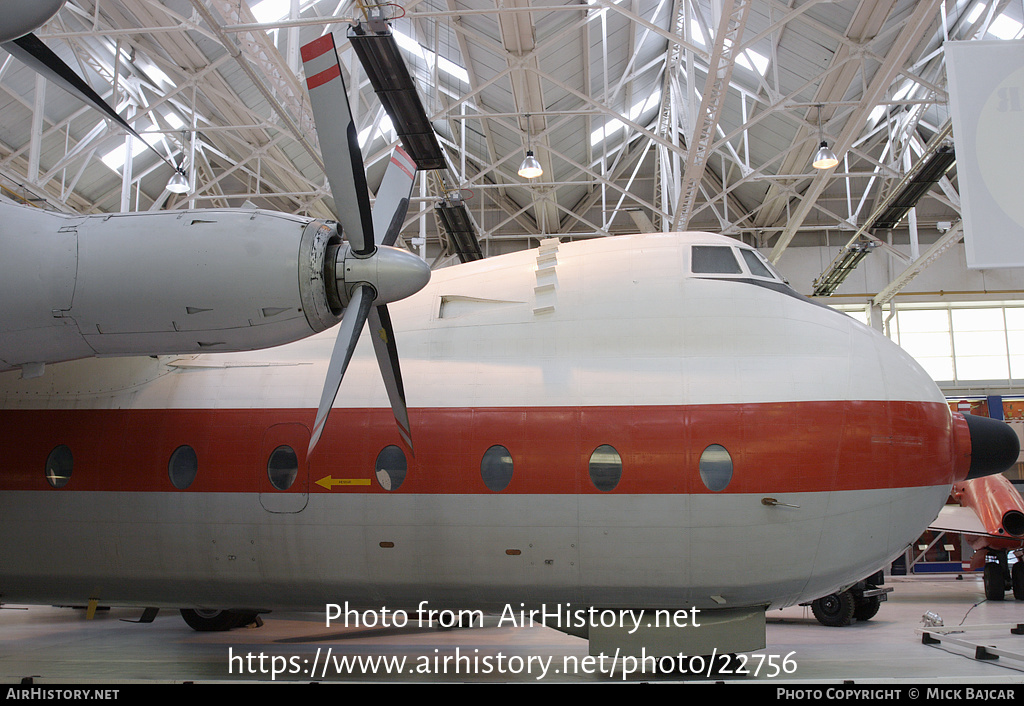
[2,574,1024,684]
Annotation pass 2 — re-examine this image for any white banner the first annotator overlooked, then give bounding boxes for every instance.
[945,40,1024,268]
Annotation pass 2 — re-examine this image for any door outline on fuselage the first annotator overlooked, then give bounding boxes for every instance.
[258,422,310,513]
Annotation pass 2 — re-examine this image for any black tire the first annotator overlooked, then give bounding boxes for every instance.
[811,591,855,627]
[984,563,1005,601]
[1012,561,1024,600]
[180,608,243,632]
[853,595,881,621]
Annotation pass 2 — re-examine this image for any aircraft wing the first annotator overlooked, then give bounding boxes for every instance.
[929,504,991,538]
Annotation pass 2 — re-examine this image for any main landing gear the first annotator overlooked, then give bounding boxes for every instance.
[805,571,893,627]
[981,551,1024,601]
[180,608,265,631]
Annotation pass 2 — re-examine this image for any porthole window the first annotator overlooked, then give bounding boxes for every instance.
[168,445,198,490]
[267,445,298,491]
[589,444,622,492]
[375,445,407,491]
[45,444,73,488]
[699,444,733,492]
[481,445,513,492]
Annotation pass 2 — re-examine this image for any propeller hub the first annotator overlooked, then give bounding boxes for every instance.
[340,245,430,305]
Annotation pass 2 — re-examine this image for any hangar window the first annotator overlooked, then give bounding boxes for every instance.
[168,445,198,490]
[699,444,733,492]
[589,445,622,492]
[45,444,73,488]
[691,246,742,274]
[267,445,298,491]
[375,445,407,491]
[481,445,513,491]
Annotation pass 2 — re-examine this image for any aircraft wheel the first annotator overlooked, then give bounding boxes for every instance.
[811,591,855,627]
[983,563,1005,601]
[1012,562,1024,600]
[853,594,881,622]
[180,608,244,631]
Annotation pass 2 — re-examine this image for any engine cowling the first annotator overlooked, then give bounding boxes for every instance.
[0,206,356,371]
[952,473,1024,555]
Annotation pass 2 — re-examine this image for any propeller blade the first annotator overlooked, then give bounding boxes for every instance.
[308,284,374,455]
[300,35,374,256]
[301,33,431,457]
[368,304,413,451]
[3,33,142,140]
[372,147,417,247]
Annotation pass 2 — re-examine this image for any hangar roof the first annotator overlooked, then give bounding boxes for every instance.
[0,0,1010,269]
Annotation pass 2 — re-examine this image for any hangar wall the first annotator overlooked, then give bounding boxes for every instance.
[771,243,1024,304]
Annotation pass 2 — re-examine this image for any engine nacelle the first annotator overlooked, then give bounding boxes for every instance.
[0,204,347,372]
[0,0,64,42]
[952,473,1024,553]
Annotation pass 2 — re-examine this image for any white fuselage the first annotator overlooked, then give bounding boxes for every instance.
[0,232,965,615]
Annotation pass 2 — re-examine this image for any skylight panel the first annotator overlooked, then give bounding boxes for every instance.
[250,0,290,23]
[392,29,469,84]
[689,19,768,76]
[437,55,470,84]
[359,114,396,148]
[101,132,162,171]
[163,111,185,130]
[591,119,625,146]
[736,49,769,76]
[964,4,1023,38]
[989,14,1023,39]
[690,19,707,45]
[590,90,661,146]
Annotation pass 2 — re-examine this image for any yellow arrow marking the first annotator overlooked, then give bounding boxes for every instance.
[316,476,371,490]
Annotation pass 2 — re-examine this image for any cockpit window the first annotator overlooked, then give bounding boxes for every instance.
[692,246,742,274]
[740,249,773,278]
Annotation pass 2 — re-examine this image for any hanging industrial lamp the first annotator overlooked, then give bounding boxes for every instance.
[166,167,189,193]
[518,150,542,179]
[518,115,543,179]
[812,104,839,170]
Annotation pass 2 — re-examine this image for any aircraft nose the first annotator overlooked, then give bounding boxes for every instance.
[963,414,1020,479]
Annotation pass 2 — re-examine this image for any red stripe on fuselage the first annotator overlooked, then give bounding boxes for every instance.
[0,401,959,494]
